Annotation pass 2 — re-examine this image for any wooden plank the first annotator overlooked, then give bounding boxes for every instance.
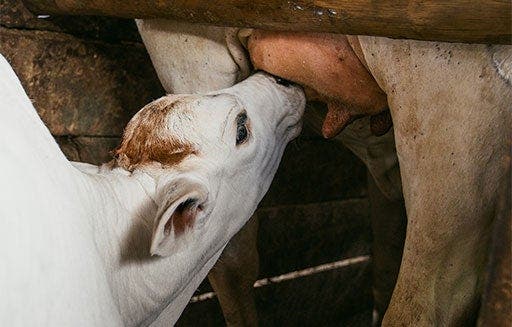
[177,259,373,326]
[56,136,120,164]
[22,0,512,44]
[0,27,164,136]
[2,0,142,43]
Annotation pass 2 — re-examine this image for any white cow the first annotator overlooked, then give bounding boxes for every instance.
[0,54,305,326]
[137,19,511,326]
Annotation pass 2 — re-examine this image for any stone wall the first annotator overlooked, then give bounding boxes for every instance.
[0,1,372,324]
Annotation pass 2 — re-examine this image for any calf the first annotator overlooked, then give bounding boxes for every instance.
[0,54,305,326]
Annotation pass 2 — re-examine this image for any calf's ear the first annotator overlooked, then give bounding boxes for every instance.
[150,177,209,256]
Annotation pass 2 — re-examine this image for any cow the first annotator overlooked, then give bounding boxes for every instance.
[137,19,511,326]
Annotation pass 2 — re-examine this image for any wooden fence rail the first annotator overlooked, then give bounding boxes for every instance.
[22,0,512,44]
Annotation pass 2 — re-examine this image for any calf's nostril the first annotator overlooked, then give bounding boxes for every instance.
[275,77,293,87]
[268,73,293,87]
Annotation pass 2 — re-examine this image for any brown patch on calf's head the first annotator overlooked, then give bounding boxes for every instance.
[114,97,196,171]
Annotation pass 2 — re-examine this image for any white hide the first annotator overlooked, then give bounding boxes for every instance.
[491,45,512,84]
[136,19,250,94]
[357,37,512,325]
[0,54,305,326]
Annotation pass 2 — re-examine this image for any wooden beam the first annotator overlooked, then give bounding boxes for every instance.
[22,0,512,44]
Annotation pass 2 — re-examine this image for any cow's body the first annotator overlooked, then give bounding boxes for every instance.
[137,20,511,325]
[265,36,511,326]
[359,38,511,325]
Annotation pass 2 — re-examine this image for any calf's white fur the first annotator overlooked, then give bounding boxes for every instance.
[0,54,305,326]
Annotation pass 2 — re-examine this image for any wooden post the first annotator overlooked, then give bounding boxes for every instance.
[22,0,512,44]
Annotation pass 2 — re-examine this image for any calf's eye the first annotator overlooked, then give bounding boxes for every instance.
[236,124,248,145]
[235,112,249,145]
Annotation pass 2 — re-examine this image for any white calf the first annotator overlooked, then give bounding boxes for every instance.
[0,54,305,326]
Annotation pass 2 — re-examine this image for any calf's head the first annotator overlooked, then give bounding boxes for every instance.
[115,72,305,256]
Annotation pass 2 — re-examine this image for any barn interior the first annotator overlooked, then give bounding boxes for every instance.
[1,1,377,325]
[2,0,510,325]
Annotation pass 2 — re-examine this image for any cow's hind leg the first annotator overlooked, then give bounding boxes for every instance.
[380,43,511,326]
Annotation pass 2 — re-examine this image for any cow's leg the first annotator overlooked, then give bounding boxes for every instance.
[207,215,259,327]
[383,121,504,326]
[357,38,511,326]
[367,171,407,325]
[380,60,510,327]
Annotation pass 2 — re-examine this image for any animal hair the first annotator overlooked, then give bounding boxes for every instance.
[114,97,196,171]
